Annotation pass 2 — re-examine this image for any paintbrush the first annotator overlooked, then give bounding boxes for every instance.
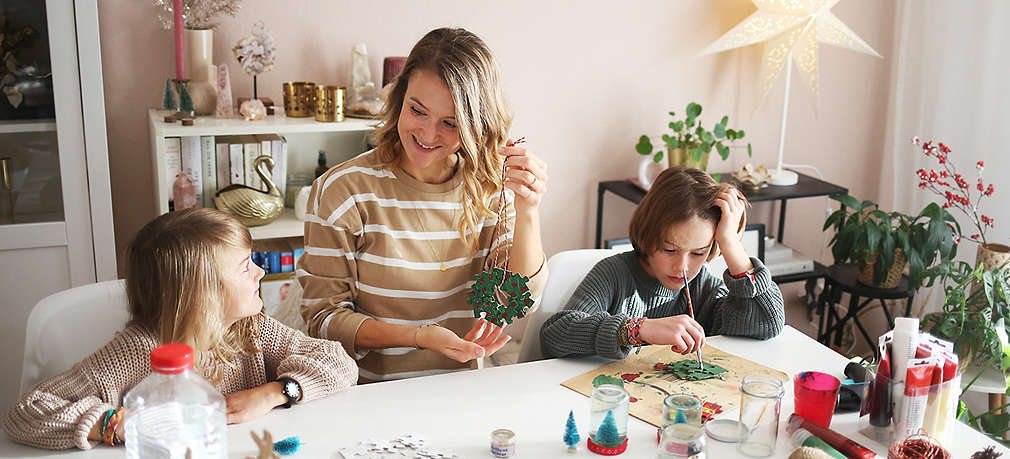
[682,269,704,370]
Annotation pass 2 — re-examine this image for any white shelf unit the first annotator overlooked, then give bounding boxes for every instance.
[147,109,377,240]
[0,119,58,134]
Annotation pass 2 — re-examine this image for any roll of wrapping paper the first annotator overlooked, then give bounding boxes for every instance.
[787,414,875,459]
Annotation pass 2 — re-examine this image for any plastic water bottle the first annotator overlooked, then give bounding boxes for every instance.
[124,343,227,458]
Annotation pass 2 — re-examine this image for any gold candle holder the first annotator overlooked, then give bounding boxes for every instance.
[282,82,316,117]
[314,85,345,122]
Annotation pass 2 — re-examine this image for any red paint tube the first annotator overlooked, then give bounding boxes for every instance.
[787,414,876,459]
[867,339,892,427]
[896,358,936,440]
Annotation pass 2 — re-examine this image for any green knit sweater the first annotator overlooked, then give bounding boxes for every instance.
[540,250,784,359]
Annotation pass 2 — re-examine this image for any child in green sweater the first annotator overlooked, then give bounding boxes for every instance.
[540,167,784,359]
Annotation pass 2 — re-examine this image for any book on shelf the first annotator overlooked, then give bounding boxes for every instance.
[180,136,204,207]
[252,238,297,274]
[215,140,230,190]
[289,237,304,270]
[260,274,295,317]
[163,137,181,209]
[201,136,217,207]
[166,134,289,210]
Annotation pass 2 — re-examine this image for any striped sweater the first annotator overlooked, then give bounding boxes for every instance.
[540,251,784,360]
[298,150,547,382]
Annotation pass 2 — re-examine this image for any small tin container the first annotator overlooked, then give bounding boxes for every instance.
[490,428,515,457]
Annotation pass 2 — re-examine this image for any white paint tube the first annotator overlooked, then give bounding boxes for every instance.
[932,352,959,444]
[919,355,945,437]
[891,318,919,422]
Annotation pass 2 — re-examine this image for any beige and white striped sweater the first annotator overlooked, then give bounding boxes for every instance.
[298,150,547,383]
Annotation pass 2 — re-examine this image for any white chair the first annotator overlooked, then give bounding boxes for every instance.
[20,279,130,392]
[517,249,620,363]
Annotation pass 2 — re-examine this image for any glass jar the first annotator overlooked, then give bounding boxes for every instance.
[489,428,515,457]
[588,384,630,448]
[658,422,706,458]
[664,394,703,426]
[737,374,785,457]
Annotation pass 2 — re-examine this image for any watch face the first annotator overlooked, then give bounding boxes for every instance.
[284,380,300,398]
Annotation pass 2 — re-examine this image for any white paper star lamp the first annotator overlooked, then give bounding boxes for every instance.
[698,0,881,185]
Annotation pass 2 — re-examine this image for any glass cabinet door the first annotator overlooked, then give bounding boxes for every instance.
[0,1,61,225]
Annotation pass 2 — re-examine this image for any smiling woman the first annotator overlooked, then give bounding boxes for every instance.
[297,28,550,383]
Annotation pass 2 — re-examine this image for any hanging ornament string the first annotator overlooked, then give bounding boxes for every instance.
[468,137,534,327]
[488,137,525,272]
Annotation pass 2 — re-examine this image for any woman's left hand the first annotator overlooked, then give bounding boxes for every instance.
[225,382,286,424]
[502,141,548,212]
[713,187,746,249]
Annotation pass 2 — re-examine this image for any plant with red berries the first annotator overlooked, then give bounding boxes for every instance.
[913,136,995,246]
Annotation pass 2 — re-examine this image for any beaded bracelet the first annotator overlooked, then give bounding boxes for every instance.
[99,409,114,442]
[102,408,124,446]
[413,323,438,350]
[619,317,647,346]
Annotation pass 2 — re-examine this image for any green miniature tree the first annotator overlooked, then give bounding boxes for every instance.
[564,410,580,452]
[594,410,621,447]
[177,82,195,113]
[162,79,177,110]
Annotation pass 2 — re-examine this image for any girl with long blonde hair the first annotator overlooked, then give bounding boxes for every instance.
[298,28,549,382]
[5,209,357,450]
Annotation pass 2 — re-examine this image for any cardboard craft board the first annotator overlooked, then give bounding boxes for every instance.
[561,344,789,428]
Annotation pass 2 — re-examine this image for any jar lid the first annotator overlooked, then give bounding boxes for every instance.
[150,343,195,374]
[587,437,627,456]
[705,419,747,443]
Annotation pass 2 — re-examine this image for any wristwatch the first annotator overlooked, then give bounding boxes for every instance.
[277,377,301,408]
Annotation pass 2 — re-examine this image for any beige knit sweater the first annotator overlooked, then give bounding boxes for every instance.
[3,314,357,450]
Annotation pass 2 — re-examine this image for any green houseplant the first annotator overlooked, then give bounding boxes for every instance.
[822,195,959,290]
[635,102,752,172]
[921,260,1010,445]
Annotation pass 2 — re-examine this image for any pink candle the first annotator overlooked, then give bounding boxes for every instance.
[173,0,185,80]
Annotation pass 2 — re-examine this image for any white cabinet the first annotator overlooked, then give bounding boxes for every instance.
[0,0,115,413]
[147,109,377,240]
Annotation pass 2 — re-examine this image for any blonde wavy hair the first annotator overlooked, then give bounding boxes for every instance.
[125,208,260,384]
[372,27,512,249]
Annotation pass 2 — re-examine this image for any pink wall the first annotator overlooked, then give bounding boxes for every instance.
[98,0,894,269]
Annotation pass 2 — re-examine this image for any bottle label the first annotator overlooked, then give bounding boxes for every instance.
[490,443,515,457]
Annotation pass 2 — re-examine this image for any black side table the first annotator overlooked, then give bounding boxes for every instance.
[817,264,915,357]
[595,173,848,285]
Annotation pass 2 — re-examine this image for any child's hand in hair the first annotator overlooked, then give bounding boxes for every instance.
[502,141,548,212]
[714,187,753,275]
[225,382,288,424]
[416,319,512,363]
[639,315,706,354]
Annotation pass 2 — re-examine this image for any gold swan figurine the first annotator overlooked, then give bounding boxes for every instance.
[214,155,284,226]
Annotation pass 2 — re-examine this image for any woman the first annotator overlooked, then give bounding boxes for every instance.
[298,28,549,382]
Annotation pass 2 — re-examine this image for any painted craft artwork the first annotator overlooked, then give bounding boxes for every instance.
[563,344,789,428]
[467,138,533,328]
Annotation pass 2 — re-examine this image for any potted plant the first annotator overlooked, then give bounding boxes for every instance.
[920,260,1010,444]
[912,137,1008,273]
[635,102,752,173]
[822,195,959,290]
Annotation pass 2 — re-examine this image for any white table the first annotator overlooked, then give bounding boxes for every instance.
[2,326,1006,458]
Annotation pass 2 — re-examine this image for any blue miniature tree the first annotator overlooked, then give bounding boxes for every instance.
[594,410,620,447]
[674,409,688,424]
[564,410,580,452]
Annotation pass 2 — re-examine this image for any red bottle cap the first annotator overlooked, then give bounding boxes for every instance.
[587,437,627,455]
[150,343,195,374]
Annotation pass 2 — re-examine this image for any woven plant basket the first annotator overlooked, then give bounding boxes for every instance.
[857,249,906,289]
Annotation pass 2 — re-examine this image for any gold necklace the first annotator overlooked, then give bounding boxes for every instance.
[410,155,460,272]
